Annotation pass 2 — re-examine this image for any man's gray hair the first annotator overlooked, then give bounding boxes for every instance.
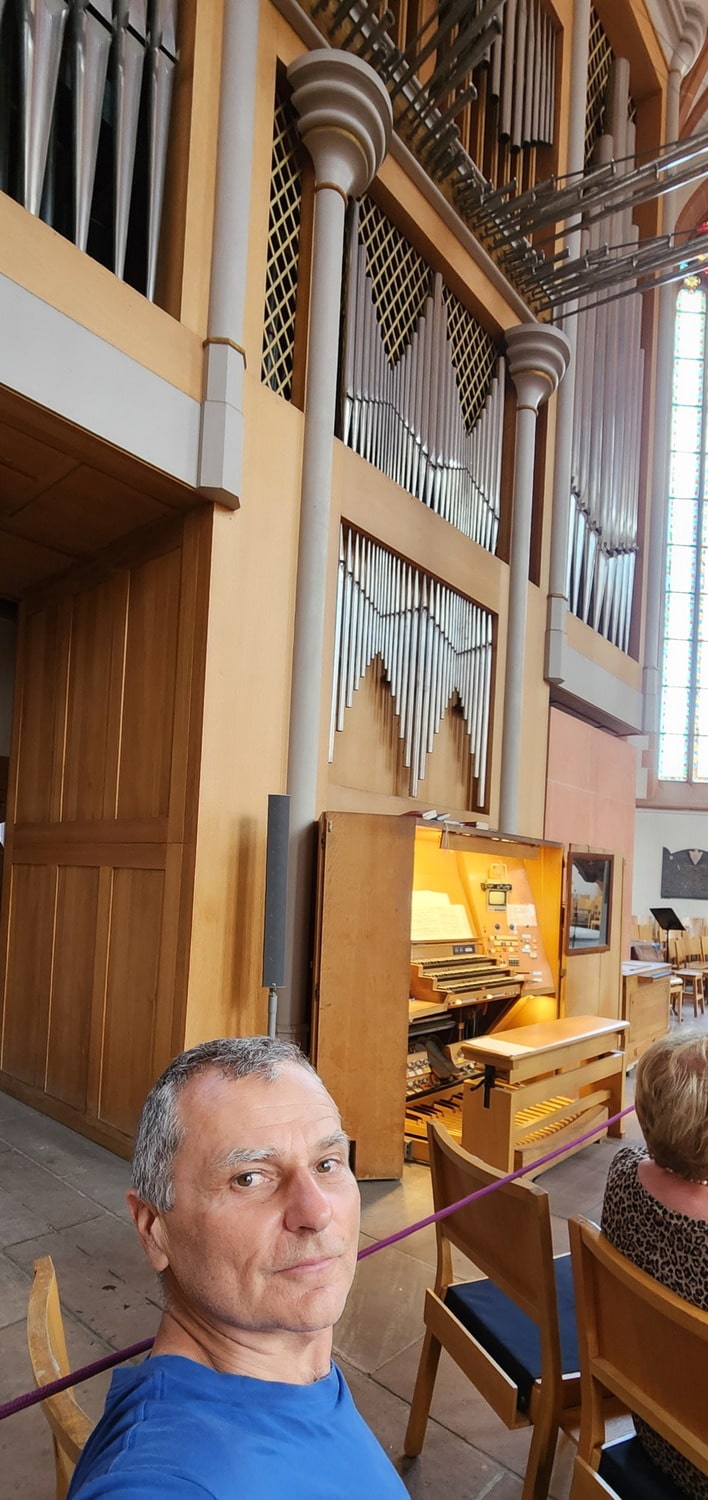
[132,1036,320,1212]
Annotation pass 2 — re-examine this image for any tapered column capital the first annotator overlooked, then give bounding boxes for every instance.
[505,323,571,412]
[671,4,705,76]
[287,49,392,199]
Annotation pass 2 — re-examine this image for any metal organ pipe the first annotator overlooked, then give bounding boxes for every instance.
[328,525,494,806]
[340,213,505,553]
[565,59,646,656]
[72,2,113,253]
[18,0,71,217]
[642,2,706,731]
[2,1,179,298]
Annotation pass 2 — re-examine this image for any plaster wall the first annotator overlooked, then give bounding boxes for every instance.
[633,807,708,924]
[545,707,638,956]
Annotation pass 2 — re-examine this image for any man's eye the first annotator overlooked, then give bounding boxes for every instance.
[234,1171,258,1187]
[317,1158,338,1174]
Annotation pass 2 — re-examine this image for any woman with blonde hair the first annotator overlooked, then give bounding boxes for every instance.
[601,1030,708,1499]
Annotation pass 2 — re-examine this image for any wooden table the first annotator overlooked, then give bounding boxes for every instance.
[459,1015,628,1176]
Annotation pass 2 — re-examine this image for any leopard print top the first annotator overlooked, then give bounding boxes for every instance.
[601,1145,708,1500]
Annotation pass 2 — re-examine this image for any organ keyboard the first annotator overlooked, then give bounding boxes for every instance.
[410,942,524,1017]
[405,941,525,1162]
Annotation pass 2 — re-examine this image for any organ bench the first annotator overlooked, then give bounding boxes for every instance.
[459,1015,628,1176]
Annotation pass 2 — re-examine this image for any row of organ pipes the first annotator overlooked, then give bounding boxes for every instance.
[0,0,178,300]
[322,0,556,188]
[340,203,505,553]
[329,525,493,805]
[567,60,643,653]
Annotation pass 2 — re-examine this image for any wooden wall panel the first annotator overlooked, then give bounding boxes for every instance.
[63,577,127,822]
[117,548,181,820]
[14,602,69,823]
[45,866,100,1112]
[99,868,165,1137]
[0,511,211,1155]
[312,812,414,1178]
[1,863,56,1085]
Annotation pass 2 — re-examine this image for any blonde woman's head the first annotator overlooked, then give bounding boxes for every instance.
[634,1032,708,1182]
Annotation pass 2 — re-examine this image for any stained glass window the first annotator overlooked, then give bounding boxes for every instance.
[658,283,708,781]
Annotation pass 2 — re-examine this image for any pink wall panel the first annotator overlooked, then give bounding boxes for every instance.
[545,708,637,957]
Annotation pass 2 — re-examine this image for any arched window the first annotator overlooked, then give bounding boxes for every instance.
[658,278,708,781]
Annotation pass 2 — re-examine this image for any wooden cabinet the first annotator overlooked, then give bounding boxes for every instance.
[620,962,671,1069]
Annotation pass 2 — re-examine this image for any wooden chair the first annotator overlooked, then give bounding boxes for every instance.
[667,934,706,1020]
[568,1216,708,1500]
[404,1121,582,1500]
[27,1256,93,1500]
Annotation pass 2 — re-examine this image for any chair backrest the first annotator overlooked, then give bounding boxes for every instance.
[27,1256,93,1500]
[428,1121,563,1392]
[669,932,686,966]
[568,1217,708,1479]
[682,932,702,963]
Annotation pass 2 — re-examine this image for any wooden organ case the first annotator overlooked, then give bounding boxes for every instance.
[310,813,564,1178]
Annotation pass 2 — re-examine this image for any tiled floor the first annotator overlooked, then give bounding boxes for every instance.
[0,1017,699,1499]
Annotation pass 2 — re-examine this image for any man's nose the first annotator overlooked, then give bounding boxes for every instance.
[284,1171,334,1233]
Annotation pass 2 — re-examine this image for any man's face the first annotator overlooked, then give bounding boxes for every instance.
[139,1064,360,1338]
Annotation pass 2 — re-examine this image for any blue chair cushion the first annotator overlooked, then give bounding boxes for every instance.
[443,1252,579,1413]
[599,1436,693,1500]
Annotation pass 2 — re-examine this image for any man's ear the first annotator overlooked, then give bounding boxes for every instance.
[127,1189,170,1273]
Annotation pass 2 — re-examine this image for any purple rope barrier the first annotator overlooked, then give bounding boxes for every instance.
[357,1102,635,1258]
[0,1340,155,1420]
[0,1102,634,1421]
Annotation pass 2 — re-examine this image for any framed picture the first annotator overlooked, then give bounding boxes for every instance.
[567,853,613,953]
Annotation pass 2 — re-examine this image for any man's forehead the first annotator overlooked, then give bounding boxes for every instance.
[175,1064,340,1145]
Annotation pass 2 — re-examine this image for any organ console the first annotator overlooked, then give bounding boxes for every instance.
[311,812,621,1179]
[402,830,561,1160]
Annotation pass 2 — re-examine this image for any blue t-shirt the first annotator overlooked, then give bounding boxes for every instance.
[67,1355,408,1498]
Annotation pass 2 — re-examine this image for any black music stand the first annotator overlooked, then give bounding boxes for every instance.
[650,907,685,965]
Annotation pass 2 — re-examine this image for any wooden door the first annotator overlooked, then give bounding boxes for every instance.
[311,812,414,1179]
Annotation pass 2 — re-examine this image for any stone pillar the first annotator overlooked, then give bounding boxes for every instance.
[281,50,392,1043]
[642,3,705,735]
[198,0,260,507]
[500,323,570,834]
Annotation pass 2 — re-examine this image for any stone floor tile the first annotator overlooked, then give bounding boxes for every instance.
[340,1357,524,1499]
[334,1237,431,1373]
[0,1183,53,1248]
[5,1215,161,1348]
[0,1253,35,1330]
[0,1092,37,1126]
[0,1149,103,1233]
[0,1113,132,1220]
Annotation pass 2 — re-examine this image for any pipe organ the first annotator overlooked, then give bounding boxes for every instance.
[567,61,643,654]
[306,0,557,206]
[329,523,494,804]
[0,0,178,300]
[463,0,557,190]
[340,198,505,551]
